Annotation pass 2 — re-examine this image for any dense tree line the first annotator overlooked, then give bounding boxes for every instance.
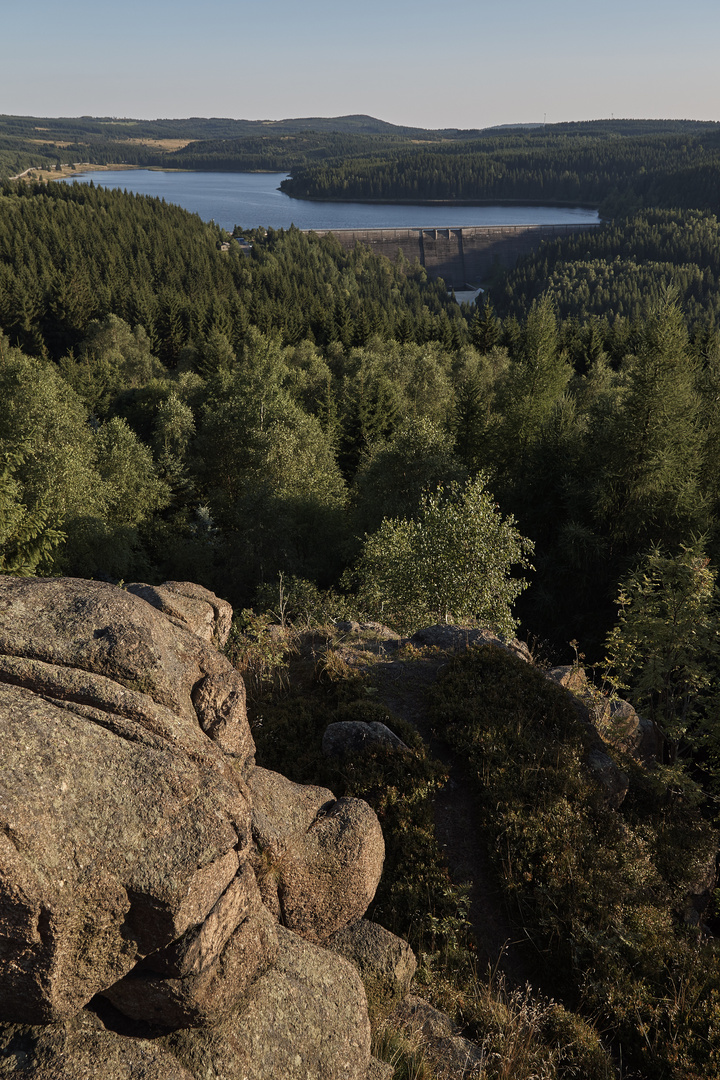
[3,181,720,661]
[140,132,424,174]
[0,113,444,180]
[5,115,720,223]
[2,182,720,641]
[0,180,465,364]
[495,209,720,350]
[280,126,720,215]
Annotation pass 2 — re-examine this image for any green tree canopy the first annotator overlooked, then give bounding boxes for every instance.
[348,475,534,635]
[0,457,65,575]
[589,293,707,556]
[0,337,105,537]
[59,315,164,416]
[351,416,466,536]
[604,542,719,764]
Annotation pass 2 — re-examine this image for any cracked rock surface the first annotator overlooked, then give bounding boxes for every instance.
[0,576,385,1080]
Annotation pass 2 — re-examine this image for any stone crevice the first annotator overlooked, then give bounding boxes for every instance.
[0,576,386,1079]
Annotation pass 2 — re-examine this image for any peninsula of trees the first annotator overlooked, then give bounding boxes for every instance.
[3,114,720,220]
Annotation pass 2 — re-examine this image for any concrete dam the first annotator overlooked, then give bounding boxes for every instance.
[310,223,598,289]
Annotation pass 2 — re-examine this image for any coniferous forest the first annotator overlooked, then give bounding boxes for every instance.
[4,116,720,1079]
[4,176,720,655]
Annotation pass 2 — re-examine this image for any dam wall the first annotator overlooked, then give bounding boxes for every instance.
[310,223,598,288]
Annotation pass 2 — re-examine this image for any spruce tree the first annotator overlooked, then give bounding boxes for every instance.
[591,293,707,557]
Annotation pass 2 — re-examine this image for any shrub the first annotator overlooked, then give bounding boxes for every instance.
[346,475,534,635]
[428,643,720,1079]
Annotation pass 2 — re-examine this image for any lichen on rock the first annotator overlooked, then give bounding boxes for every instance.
[0,576,387,1079]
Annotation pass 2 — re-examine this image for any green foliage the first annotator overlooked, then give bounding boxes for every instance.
[280,120,720,216]
[4,176,720,664]
[461,979,613,1080]
[497,209,720,343]
[152,391,196,488]
[590,293,706,555]
[0,458,64,574]
[59,315,165,416]
[241,624,617,1080]
[492,296,572,484]
[605,542,720,763]
[348,475,533,635]
[194,343,348,595]
[0,338,107,570]
[225,610,295,701]
[253,574,358,628]
[428,644,720,1079]
[95,416,170,528]
[240,658,466,959]
[351,416,466,537]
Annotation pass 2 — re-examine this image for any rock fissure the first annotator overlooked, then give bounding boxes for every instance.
[35,695,175,752]
[0,576,387,1079]
[0,652,181,726]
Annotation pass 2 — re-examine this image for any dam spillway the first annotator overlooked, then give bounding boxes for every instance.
[309,223,598,289]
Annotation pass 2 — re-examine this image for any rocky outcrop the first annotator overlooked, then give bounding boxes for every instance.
[547,664,588,693]
[0,576,385,1078]
[546,664,656,807]
[164,928,372,1080]
[392,996,484,1078]
[126,580,233,647]
[248,767,385,942]
[411,624,531,663]
[592,696,658,765]
[0,930,372,1079]
[322,720,410,758]
[332,621,400,641]
[547,664,657,766]
[328,919,417,1021]
[0,1011,196,1080]
[101,880,279,1027]
[0,577,256,1025]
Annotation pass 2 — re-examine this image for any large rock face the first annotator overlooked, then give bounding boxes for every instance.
[125,580,234,647]
[0,577,255,1024]
[0,930,372,1080]
[328,920,417,1022]
[164,928,372,1080]
[0,576,386,1079]
[248,768,385,943]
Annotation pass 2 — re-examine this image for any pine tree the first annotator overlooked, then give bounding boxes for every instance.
[605,542,719,764]
[493,295,572,483]
[470,299,500,352]
[591,292,707,556]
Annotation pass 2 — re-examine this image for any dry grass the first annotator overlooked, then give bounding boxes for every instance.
[372,1021,440,1080]
[121,138,193,150]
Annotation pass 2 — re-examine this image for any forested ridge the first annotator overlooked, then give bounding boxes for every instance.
[3,178,720,647]
[0,112,446,179]
[3,172,720,1078]
[496,208,720,341]
[5,114,720,225]
[280,124,720,216]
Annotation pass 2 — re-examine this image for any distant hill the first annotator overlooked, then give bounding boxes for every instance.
[0,113,430,142]
[2,114,719,187]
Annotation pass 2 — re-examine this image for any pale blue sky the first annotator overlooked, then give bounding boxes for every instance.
[2,0,719,128]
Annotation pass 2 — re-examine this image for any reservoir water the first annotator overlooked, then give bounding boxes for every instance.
[63,170,600,234]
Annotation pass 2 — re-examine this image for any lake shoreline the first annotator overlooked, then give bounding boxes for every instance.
[53,164,601,212]
[281,192,601,211]
[58,168,602,234]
